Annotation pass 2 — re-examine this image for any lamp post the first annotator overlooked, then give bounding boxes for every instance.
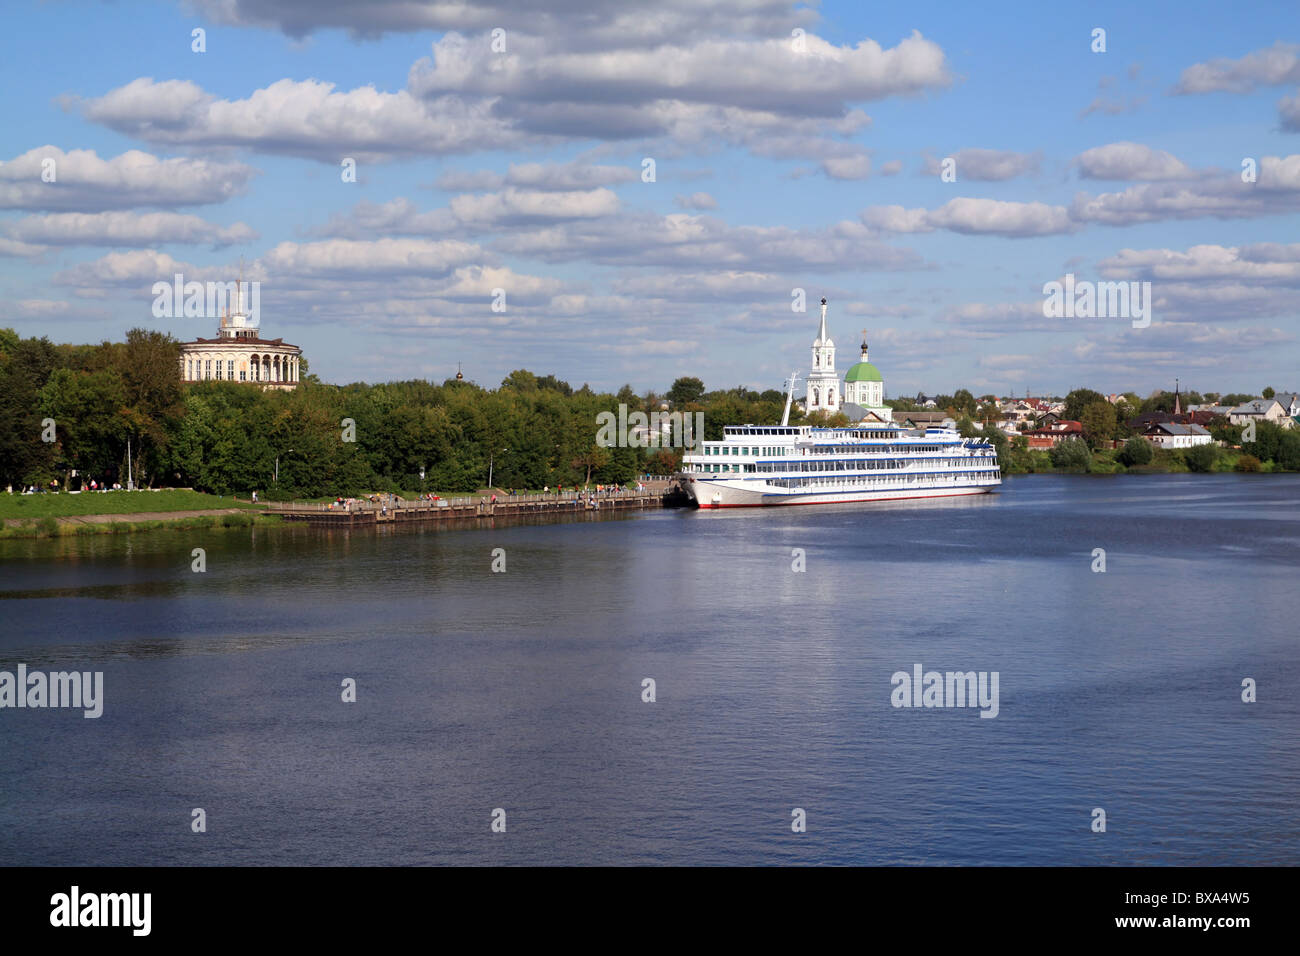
[488,447,508,490]
[275,448,294,484]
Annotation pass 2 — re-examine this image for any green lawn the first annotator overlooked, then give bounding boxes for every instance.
[0,489,260,519]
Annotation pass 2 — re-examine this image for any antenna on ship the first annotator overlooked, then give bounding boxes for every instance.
[781,370,800,427]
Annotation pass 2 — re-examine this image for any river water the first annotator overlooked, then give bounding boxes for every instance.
[1,474,1296,865]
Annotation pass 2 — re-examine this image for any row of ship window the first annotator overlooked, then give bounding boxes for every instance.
[765,472,1000,489]
[700,444,990,456]
[692,459,994,473]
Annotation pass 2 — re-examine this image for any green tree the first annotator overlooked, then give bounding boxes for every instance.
[1063,388,1107,421]
[1079,400,1117,450]
[1262,386,1275,399]
[667,376,705,407]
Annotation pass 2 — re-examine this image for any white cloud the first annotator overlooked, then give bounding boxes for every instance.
[1173,42,1300,94]
[409,30,951,118]
[1075,142,1198,181]
[0,146,255,210]
[5,211,256,247]
[448,187,620,226]
[1281,92,1300,131]
[260,238,487,278]
[73,77,532,162]
[821,154,872,180]
[1071,156,1300,225]
[922,148,1040,181]
[863,198,1071,237]
[1097,244,1300,283]
[674,192,719,210]
[187,0,811,47]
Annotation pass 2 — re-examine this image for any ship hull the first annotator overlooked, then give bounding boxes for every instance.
[684,476,998,508]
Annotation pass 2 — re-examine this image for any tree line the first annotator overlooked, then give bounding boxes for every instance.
[3,331,1294,496]
[0,333,796,497]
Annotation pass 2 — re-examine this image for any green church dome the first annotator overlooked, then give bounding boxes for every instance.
[845,362,882,382]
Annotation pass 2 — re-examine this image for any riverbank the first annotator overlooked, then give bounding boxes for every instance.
[0,509,276,539]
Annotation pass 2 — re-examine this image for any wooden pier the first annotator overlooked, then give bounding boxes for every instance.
[266,483,689,527]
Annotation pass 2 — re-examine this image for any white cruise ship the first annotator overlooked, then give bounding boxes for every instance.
[680,422,1001,508]
[677,297,1000,508]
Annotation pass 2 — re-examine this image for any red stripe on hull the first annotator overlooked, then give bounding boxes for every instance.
[694,489,995,508]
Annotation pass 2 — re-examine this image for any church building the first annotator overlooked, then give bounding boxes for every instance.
[803,298,890,423]
[178,280,303,389]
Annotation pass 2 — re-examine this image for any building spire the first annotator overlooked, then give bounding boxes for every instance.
[816,297,829,345]
[860,327,869,360]
[1174,378,1181,416]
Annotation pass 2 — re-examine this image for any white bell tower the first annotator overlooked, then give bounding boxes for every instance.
[805,297,840,414]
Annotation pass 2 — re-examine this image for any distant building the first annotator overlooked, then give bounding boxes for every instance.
[1142,422,1213,448]
[179,280,302,389]
[1023,419,1083,447]
[892,410,956,430]
[1229,399,1291,428]
[799,298,892,423]
[1271,392,1300,419]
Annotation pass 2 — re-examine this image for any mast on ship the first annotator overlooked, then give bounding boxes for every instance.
[781,370,800,427]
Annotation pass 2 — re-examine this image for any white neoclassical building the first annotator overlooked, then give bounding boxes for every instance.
[178,281,303,390]
[805,297,840,414]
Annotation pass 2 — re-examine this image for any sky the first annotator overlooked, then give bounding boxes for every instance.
[1,0,1298,399]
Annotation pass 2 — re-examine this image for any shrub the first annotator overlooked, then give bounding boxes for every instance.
[1185,443,1219,473]
[1049,438,1093,472]
[1234,454,1262,472]
[1117,436,1154,467]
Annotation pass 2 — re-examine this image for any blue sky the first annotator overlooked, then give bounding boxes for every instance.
[2,0,1298,398]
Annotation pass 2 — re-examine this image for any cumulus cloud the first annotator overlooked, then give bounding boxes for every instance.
[1071,155,1300,224]
[1097,243,1300,283]
[411,30,949,114]
[187,0,812,46]
[53,249,195,290]
[1173,42,1300,94]
[1281,92,1300,131]
[73,27,947,165]
[435,161,638,192]
[821,154,872,180]
[491,211,924,272]
[259,238,487,278]
[1075,142,1198,181]
[448,187,620,226]
[0,238,47,258]
[0,146,255,210]
[5,211,256,247]
[72,77,533,162]
[922,148,1040,181]
[316,188,622,238]
[863,198,1072,237]
[674,192,718,210]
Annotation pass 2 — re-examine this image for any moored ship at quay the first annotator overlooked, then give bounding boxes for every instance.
[679,299,1001,508]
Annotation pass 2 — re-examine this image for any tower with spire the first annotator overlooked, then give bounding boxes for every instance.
[805,297,840,414]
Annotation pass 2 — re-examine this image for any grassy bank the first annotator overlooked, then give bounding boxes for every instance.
[1002,445,1290,475]
[0,489,260,520]
[0,511,280,540]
